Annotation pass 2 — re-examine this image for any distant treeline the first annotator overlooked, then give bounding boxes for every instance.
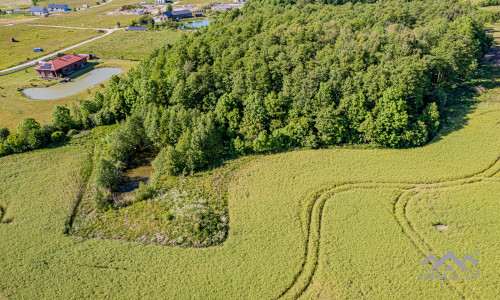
[1,0,497,177]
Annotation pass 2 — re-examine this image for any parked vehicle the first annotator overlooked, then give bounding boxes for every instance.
[33,48,44,52]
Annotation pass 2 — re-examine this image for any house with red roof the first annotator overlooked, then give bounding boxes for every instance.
[34,53,88,79]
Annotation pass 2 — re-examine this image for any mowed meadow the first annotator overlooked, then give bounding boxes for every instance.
[0,99,499,298]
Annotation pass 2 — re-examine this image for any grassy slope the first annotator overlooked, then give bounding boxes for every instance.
[0,59,138,131]
[0,99,499,298]
[73,30,184,60]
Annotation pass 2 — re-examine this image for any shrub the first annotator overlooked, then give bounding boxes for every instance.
[135,182,155,202]
[51,131,67,143]
[18,118,46,149]
[3,133,26,153]
[91,187,108,209]
[152,146,182,176]
[0,127,9,140]
[95,158,121,191]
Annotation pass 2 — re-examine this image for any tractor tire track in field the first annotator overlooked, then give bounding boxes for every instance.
[278,152,500,299]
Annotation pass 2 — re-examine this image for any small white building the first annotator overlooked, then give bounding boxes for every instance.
[30,6,49,15]
[155,0,168,3]
[83,4,89,8]
[48,4,69,11]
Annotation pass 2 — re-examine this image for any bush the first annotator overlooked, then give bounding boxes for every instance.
[18,118,46,149]
[0,127,9,140]
[51,131,67,143]
[3,133,26,153]
[95,157,121,191]
[135,182,155,202]
[91,187,108,209]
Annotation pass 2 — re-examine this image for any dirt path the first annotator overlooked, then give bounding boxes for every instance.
[0,26,122,74]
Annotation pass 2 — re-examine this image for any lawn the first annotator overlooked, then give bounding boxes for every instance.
[0,25,101,70]
[74,30,184,60]
[0,59,138,131]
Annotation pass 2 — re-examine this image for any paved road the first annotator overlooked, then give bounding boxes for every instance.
[0,26,122,74]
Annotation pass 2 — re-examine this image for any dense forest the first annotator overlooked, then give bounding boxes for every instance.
[1,0,497,178]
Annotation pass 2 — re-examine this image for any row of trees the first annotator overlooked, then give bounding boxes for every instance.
[0,106,77,157]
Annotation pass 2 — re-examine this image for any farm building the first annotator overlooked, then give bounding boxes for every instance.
[155,0,168,3]
[125,26,147,31]
[33,53,88,79]
[48,4,70,11]
[194,12,203,17]
[159,10,192,21]
[30,6,49,15]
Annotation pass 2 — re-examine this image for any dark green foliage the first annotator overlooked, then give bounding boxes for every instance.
[0,127,9,140]
[51,131,67,143]
[93,0,492,169]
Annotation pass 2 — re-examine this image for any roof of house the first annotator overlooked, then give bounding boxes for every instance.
[34,54,86,72]
[48,4,68,9]
[30,6,49,12]
[165,10,192,17]
[125,26,147,31]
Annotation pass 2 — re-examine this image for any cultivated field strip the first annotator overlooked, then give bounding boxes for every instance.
[279,133,500,299]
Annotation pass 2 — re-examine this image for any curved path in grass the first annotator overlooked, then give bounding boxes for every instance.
[278,115,500,299]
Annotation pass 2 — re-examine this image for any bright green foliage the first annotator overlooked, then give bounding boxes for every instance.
[3,133,26,154]
[50,131,67,143]
[94,157,121,191]
[51,106,73,132]
[17,118,46,149]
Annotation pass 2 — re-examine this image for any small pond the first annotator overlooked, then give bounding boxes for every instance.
[23,68,122,100]
[182,19,212,29]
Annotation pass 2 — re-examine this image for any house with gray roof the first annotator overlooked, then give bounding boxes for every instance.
[30,6,49,15]
[48,4,70,11]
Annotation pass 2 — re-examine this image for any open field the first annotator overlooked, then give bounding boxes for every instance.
[0,59,137,131]
[0,97,500,298]
[0,25,101,70]
[74,30,183,60]
[0,0,115,10]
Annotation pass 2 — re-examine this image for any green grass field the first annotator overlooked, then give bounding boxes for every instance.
[0,59,137,131]
[0,25,101,70]
[74,30,184,60]
[0,97,499,298]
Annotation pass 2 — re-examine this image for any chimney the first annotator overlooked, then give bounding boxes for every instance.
[72,52,75,56]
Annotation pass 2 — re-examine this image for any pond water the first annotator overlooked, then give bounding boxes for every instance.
[23,68,122,100]
[182,19,212,29]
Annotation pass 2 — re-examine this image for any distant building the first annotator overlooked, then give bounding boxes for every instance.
[83,4,89,8]
[125,26,147,31]
[34,53,88,79]
[212,4,243,11]
[30,6,49,15]
[155,0,168,3]
[6,11,13,14]
[159,9,192,21]
[235,0,250,2]
[48,4,69,11]
[194,12,202,17]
